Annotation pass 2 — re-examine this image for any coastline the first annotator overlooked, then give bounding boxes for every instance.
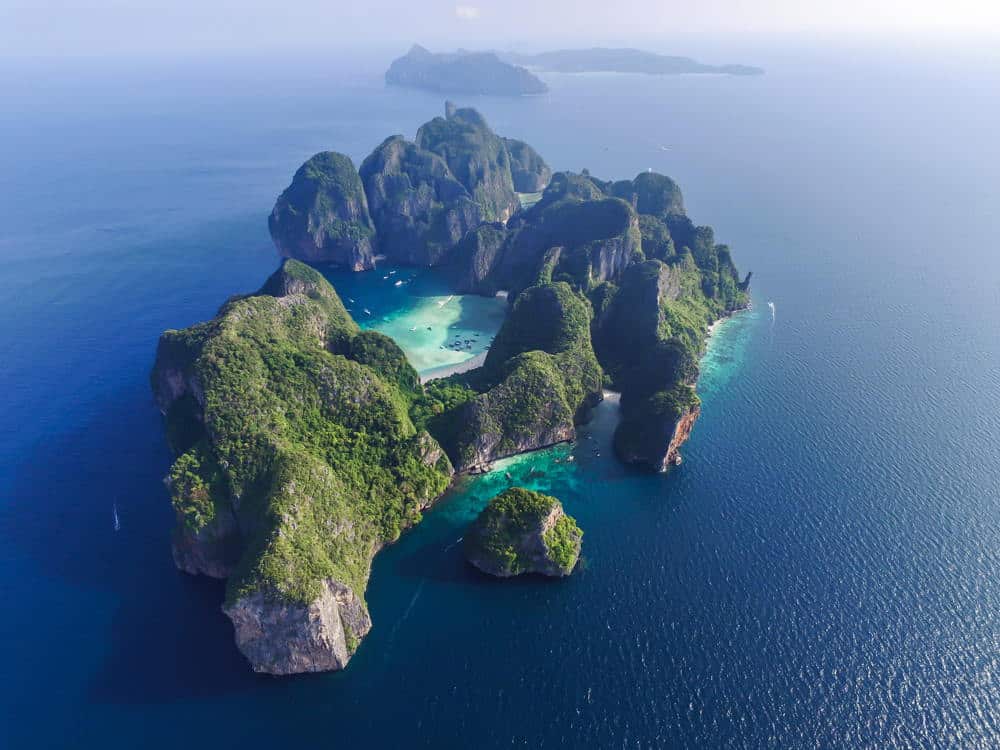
[421,352,487,383]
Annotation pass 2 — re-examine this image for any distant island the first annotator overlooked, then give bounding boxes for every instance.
[385,45,762,96]
[152,102,749,675]
[502,47,764,76]
[386,45,547,96]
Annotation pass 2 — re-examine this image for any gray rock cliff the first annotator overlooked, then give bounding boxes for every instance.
[268,152,376,270]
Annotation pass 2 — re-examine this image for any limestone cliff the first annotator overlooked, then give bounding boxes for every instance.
[495,181,641,297]
[503,137,552,193]
[416,104,520,223]
[223,578,371,675]
[359,135,482,266]
[443,222,507,294]
[268,152,376,269]
[440,282,603,471]
[464,488,582,577]
[152,259,452,674]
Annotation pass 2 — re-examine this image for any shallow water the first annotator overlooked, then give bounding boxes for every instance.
[320,265,507,376]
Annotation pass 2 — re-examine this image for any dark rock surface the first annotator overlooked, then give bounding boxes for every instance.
[268,152,376,269]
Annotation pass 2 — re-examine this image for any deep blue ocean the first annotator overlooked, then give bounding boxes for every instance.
[2,42,998,748]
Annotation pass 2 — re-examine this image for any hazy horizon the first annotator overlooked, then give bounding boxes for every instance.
[3,0,1000,60]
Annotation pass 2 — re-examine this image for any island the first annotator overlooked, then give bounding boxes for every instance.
[464,488,582,577]
[152,102,749,674]
[502,48,764,76]
[386,45,548,96]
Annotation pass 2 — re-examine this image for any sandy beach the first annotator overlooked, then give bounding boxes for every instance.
[421,351,488,382]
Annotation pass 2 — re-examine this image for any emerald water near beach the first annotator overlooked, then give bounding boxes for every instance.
[3,42,1000,748]
[319,265,507,378]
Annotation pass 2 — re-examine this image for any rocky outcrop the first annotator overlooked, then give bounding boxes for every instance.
[592,260,678,377]
[170,498,241,579]
[464,488,582,577]
[386,45,548,96]
[496,195,640,296]
[443,222,507,294]
[610,171,685,218]
[416,104,520,223]
[613,384,701,471]
[443,282,603,471]
[665,404,699,467]
[269,152,376,270]
[450,355,578,471]
[359,135,481,266]
[223,578,372,675]
[504,137,552,193]
[152,259,453,675]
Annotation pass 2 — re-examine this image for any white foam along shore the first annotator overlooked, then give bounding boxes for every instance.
[420,352,487,383]
[707,317,730,338]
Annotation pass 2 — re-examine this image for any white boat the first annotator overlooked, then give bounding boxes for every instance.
[394,280,403,287]
[364,308,372,316]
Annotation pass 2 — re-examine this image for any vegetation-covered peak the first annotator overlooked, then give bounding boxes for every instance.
[464,487,582,577]
[485,281,593,369]
[610,172,685,218]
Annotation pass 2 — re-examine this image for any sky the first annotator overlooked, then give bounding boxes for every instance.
[2,0,999,58]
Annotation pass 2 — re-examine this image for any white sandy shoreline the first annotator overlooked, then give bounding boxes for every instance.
[420,352,487,383]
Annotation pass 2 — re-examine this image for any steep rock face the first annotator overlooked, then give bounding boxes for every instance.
[268,152,376,270]
[416,104,520,223]
[169,481,241,579]
[665,405,700,466]
[444,222,508,294]
[592,261,678,380]
[223,578,372,675]
[359,135,482,265]
[151,259,453,674]
[504,137,552,193]
[464,488,582,577]
[614,385,700,471]
[497,195,640,296]
[444,283,603,471]
[449,352,577,471]
[591,259,705,470]
[609,171,685,218]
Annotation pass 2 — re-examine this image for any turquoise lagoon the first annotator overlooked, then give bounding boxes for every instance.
[321,265,507,379]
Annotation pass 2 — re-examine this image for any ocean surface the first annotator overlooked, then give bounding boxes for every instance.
[2,42,999,748]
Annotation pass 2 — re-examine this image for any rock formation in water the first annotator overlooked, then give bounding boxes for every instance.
[386,45,549,96]
[268,152,376,270]
[359,135,482,265]
[152,259,452,674]
[420,164,748,472]
[156,106,750,674]
[299,104,548,269]
[432,281,603,472]
[415,105,521,223]
[464,488,582,577]
[504,137,552,193]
